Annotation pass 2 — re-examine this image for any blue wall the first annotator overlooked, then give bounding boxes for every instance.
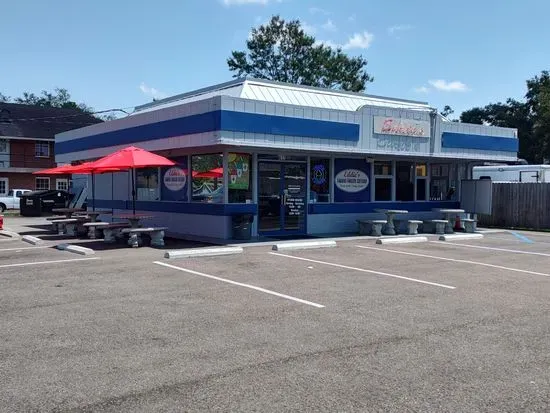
[56,110,360,154]
[308,201,460,214]
[442,132,518,152]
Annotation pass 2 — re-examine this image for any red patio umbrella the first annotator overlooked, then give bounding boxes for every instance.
[91,146,175,214]
[194,167,224,179]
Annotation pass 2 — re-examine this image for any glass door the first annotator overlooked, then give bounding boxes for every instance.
[258,162,307,236]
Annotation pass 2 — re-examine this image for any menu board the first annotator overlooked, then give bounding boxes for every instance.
[228,153,250,190]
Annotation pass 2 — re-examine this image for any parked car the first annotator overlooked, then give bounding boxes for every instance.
[0,189,32,212]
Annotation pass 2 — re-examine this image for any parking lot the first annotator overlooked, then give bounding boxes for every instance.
[1,225,550,412]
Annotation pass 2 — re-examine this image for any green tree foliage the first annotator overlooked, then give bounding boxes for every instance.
[11,88,93,113]
[440,105,454,118]
[228,16,373,92]
[460,71,550,163]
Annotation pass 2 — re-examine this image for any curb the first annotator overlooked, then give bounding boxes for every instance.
[22,235,43,245]
[56,244,95,256]
[439,233,484,241]
[272,240,337,251]
[376,236,428,245]
[0,230,21,239]
[164,246,244,259]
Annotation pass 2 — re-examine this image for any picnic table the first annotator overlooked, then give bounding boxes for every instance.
[113,213,154,228]
[74,210,112,223]
[375,209,409,235]
[434,208,465,234]
[52,208,86,219]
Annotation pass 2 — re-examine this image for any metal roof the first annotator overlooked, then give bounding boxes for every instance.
[133,78,432,114]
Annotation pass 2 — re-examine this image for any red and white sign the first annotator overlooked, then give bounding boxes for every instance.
[163,167,187,191]
[373,116,430,138]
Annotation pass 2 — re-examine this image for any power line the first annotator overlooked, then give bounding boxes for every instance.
[0,106,136,122]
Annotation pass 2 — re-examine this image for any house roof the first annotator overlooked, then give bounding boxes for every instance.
[0,103,103,140]
[133,78,433,114]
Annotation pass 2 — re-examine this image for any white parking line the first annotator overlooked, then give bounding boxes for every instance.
[153,261,325,308]
[430,241,550,257]
[0,257,99,269]
[0,246,50,253]
[356,245,550,277]
[269,252,456,290]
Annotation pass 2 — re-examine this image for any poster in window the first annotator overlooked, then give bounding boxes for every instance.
[161,157,188,201]
[228,153,250,190]
[334,159,371,202]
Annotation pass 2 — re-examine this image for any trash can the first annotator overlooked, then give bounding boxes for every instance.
[231,213,254,240]
[20,190,71,216]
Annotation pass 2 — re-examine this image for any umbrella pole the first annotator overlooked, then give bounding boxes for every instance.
[92,173,96,211]
[131,168,136,215]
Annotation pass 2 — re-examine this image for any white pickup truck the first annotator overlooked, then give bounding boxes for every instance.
[0,189,32,212]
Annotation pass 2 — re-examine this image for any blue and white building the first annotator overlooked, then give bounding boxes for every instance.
[55,78,518,241]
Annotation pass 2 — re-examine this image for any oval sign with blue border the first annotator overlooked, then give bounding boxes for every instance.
[335,169,369,193]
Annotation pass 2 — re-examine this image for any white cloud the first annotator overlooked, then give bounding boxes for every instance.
[388,24,414,36]
[222,0,281,6]
[428,79,469,92]
[309,7,330,15]
[348,14,356,22]
[139,82,168,100]
[301,21,317,35]
[321,19,337,32]
[413,86,430,94]
[342,31,374,50]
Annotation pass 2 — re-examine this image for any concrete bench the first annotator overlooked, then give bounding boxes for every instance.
[424,219,448,235]
[357,220,387,237]
[121,227,168,248]
[98,222,131,243]
[83,221,110,239]
[462,218,477,233]
[406,220,423,235]
[51,218,80,236]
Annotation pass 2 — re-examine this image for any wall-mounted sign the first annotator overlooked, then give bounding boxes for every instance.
[335,169,370,193]
[312,163,327,185]
[228,153,250,190]
[163,167,187,192]
[374,116,430,138]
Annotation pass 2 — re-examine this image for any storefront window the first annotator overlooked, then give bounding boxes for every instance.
[310,158,330,203]
[161,157,189,202]
[136,168,159,201]
[396,161,414,202]
[430,164,450,200]
[416,163,427,201]
[192,154,224,203]
[228,153,252,203]
[374,161,392,201]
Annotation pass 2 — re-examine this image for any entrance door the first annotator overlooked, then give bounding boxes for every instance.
[258,162,307,236]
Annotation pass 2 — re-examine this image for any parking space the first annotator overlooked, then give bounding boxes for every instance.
[1,229,550,411]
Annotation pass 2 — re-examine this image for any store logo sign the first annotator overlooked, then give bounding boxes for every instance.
[335,169,369,193]
[374,116,430,138]
[164,167,187,191]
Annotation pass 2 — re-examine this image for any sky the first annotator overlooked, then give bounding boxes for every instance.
[1,0,549,117]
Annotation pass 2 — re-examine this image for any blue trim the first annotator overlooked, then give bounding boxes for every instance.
[92,199,258,216]
[308,201,460,214]
[220,111,359,141]
[442,132,518,152]
[56,110,360,155]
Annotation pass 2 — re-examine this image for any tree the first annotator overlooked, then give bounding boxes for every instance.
[440,105,454,118]
[11,88,93,113]
[0,93,9,103]
[227,16,373,92]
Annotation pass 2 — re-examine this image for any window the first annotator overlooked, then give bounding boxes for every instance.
[0,178,8,195]
[228,153,251,203]
[0,139,8,153]
[136,168,159,201]
[35,142,50,158]
[56,179,69,191]
[35,177,50,190]
[396,161,414,202]
[192,153,224,203]
[310,158,330,203]
[416,163,427,201]
[374,161,392,201]
[430,164,450,200]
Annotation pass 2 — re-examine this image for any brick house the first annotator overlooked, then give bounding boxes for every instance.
[0,103,102,194]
